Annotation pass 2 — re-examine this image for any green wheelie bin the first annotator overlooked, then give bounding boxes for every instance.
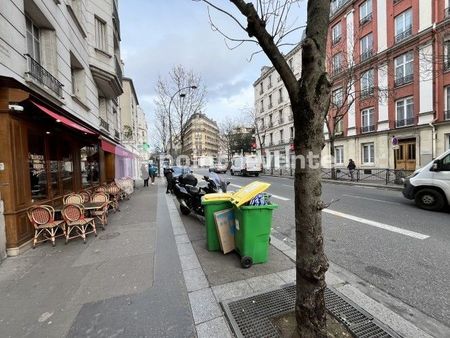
[233,203,278,268]
[201,193,233,251]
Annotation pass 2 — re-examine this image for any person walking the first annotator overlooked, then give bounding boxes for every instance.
[347,159,356,182]
[149,163,158,185]
[164,167,174,194]
[141,163,149,187]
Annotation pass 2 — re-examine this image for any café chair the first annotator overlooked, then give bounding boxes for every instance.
[27,205,66,248]
[63,193,83,205]
[90,192,109,230]
[62,204,97,244]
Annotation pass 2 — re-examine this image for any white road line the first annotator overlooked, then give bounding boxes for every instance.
[323,209,429,240]
[342,194,403,205]
[229,184,291,201]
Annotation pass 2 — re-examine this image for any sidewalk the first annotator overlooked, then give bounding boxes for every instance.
[0,180,195,338]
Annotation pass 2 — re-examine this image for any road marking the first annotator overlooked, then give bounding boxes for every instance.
[342,194,403,205]
[323,209,429,240]
[229,184,291,201]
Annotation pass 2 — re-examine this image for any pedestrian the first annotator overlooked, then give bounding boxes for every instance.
[347,159,356,181]
[165,167,174,194]
[141,164,149,187]
[149,163,158,185]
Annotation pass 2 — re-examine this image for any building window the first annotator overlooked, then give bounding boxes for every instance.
[335,146,344,165]
[290,126,294,139]
[260,99,264,112]
[332,87,343,107]
[278,88,283,103]
[289,58,293,70]
[332,22,342,44]
[335,119,344,134]
[395,9,412,42]
[446,87,450,120]
[360,33,373,61]
[361,69,374,97]
[361,107,375,133]
[260,82,264,94]
[28,132,47,201]
[268,75,272,89]
[359,0,372,24]
[394,51,413,86]
[362,143,375,164]
[280,129,284,143]
[332,53,343,74]
[396,97,414,127]
[95,17,107,52]
[269,133,273,145]
[279,110,283,124]
[70,53,86,101]
[268,94,273,109]
[444,39,450,71]
[26,16,40,63]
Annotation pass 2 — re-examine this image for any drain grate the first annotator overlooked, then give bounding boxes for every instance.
[222,284,400,338]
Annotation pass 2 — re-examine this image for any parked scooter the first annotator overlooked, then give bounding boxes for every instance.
[173,172,229,216]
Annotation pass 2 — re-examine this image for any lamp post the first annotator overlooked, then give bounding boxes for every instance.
[168,85,198,159]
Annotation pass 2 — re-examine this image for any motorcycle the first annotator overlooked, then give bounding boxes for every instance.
[173,172,229,216]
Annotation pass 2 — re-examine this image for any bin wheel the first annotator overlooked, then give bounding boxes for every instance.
[241,256,253,269]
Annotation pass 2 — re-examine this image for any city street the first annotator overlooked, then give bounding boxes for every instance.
[196,169,450,327]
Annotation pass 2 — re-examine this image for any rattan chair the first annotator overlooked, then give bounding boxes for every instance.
[95,186,107,193]
[79,190,91,204]
[61,204,97,243]
[90,192,109,230]
[27,205,66,248]
[63,193,83,205]
[106,185,121,212]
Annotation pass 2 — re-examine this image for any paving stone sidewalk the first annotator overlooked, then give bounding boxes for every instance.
[0,180,195,338]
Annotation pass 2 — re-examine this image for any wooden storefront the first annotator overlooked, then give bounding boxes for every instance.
[0,84,124,255]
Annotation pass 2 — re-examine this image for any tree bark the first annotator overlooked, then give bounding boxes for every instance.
[294,1,331,337]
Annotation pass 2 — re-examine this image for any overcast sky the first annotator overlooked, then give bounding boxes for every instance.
[119,0,307,128]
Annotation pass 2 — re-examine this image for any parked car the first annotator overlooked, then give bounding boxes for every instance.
[230,155,262,177]
[209,162,228,174]
[402,150,450,211]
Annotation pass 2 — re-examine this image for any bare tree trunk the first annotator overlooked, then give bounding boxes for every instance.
[329,136,336,180]
[294,1,331,337]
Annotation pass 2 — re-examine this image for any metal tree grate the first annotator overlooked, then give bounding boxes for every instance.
[222,284,401,338]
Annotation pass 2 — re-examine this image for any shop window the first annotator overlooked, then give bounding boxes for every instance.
[61,147,74,195]
[28,132,47,201]
[48,142,60,198]
[80,145,100,187]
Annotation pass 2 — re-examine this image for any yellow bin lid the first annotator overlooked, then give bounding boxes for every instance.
[230,181,270,207]
[202,193,233,202]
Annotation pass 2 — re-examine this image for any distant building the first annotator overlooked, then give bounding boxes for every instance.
[180,113,220,166]
[253,44,301,168]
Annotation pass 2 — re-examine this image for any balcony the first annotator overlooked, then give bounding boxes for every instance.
[445,110,450,120]
[361,125,376,133]
[361,87,375,99]
[394,74,413,87]
[100,117,109,131]
[396,117,415,128]
[360,13,372,26]
[330,0,351,16]
[395,26,412,43]
[446,7,450,18]
[25,54,63,98]
[360,49,374,62]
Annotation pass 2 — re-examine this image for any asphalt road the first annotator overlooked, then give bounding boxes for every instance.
[195,169,450,327]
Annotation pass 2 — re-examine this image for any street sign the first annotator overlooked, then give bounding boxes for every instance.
[392,136,399,146]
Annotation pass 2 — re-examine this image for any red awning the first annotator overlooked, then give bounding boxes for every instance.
[32,101,95,135]
[101,139,135,158]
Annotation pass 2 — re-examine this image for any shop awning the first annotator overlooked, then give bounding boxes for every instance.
[31,101,95,135]
[101,139,135,158]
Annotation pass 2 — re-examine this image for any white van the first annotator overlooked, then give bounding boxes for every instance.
[402,150,450,211]
[230,155,262,177]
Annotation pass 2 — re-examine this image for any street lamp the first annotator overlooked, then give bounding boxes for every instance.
[168,85,198,158]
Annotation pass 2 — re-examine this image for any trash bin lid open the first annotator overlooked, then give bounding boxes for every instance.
[230,181,271,207]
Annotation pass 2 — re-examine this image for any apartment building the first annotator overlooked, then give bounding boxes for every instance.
[0,0,127,255]
[119,77,149,175]
[253,44,301,168]
[326,0,450,170]
[182,113,220,165]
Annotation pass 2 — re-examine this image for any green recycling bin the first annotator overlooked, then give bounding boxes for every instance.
[233,203,278,268]
[202,195,233,251]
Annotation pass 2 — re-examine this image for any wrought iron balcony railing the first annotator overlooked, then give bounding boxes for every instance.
[361,125,376,133]
[25,54,63,97]
[394,73,413,87]
[396,117,415,128]
[100,117,110,131]
[114,129,120,139]
[395,26,412,43]
[360,49,374,62]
